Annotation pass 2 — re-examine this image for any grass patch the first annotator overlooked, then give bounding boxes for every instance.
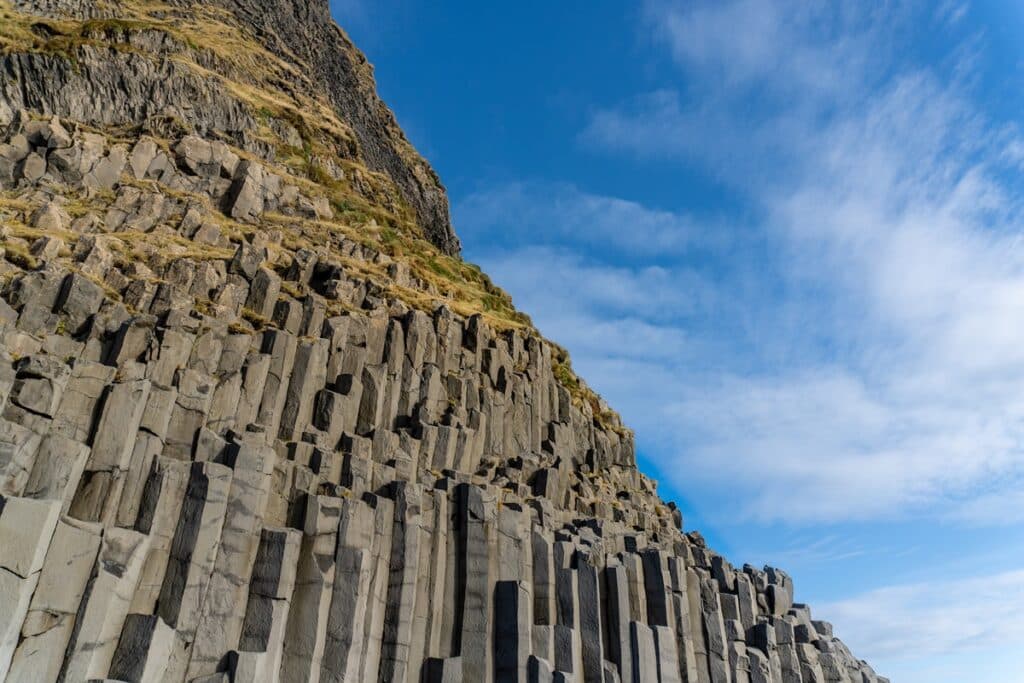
[241,307,270,330]
[3,241,38,270]
[552,344,631,438]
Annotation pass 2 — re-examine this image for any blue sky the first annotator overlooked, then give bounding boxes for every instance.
[332,2,1024,680]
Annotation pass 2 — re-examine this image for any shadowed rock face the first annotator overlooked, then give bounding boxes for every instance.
[0,2,882,682]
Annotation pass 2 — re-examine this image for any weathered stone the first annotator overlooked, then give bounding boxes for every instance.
[378,483,423,683]
[246,267,282,320]
[10,355,70,418]
[129,137,159,178]
[728,641,752,683]
[239,527,302,682]
[22,432,91,510]
[0,567,38,682]
[357,363,386,435]
[50,360,116,442]
[279,494,342,682]
[84,144,128,190]
[67,379,150,523]
[629,621,658,683]
[0,420,43,496]
[0,496,62,679]
[321,539,371,681]
[60,527,150,682]
[108,613,176,683]
[163,369,215,460]
[604,564,634,683]
[56,272,104,333]
[257,330,298,441]
[156,461,232,642]
[577,556,605,683]
[225,160,266,221]
[0,495,61,577]
[425,657,464,683]
[7,518,101,682]
[457,484,493,682]
[278,338,329,442]
[700,575,731,683]
[186,443,276,679]
[129,458,190,615]
[354,494,397,682]
[231,242,267,280]
[494,580,531,683]
[528,655,554,683]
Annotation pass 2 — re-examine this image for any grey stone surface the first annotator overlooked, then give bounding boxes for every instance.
[494,580,531,683]
[7,518,100,682]
[60,527,150,682]
[108,613,175,683]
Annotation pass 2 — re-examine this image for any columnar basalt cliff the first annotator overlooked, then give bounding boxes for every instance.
[0,2,885,682]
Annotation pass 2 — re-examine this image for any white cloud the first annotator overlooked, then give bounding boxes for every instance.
[643,0,879,95]
[943,488,1024,526]
[579,91,733,168]
[652,69,1024,523]
[819,570,1024,661]
[471,244,719,323]
[457,182,709,257]
[750,532,873,567]
[581,1,903,175]
[935,0,969,27]
[664,367,1024,522]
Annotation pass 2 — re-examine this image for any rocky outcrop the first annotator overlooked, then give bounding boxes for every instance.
[187,0,459,256]
[0,0,459,255]
[0,2,883,682]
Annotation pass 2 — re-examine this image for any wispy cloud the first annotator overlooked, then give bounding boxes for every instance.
[673,66,1024,523]
[461,0,1024,528]
[936,0,970,28]
[819,570,1024,660]
[643,0,883,95]
[945,488,1024,526]
[582,1,903,176]
[474,246,705,325]
[457,182,709,258]
[751,532,874,568]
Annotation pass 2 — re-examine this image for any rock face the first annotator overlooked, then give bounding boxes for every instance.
[0,2,884,682]
[0,0,459,256]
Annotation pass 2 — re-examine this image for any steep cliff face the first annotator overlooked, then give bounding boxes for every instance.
[0,0,459,255]
[0,2,884,683]
[188,0,457,256]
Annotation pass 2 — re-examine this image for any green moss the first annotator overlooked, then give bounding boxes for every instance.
[551,345,631,437]
[256,107,275,124]
[552,353,581,394]
[78,18,156,37]
[306,162,335,187]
